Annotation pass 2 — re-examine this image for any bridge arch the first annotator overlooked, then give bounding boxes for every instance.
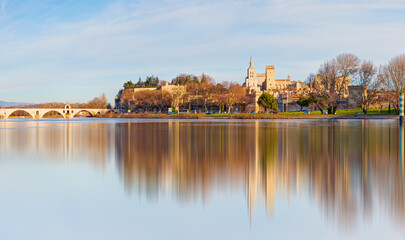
[6,109,35,119]
[40,110,65,119]
[73,109,95,118]
[1,107,110,120]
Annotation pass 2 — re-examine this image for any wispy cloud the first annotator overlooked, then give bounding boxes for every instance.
[1,0,6,15]
[0,0,405,102]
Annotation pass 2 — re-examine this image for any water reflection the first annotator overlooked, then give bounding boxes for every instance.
[0,119,404,232]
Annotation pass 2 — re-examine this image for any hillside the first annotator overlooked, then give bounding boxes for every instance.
[0,100,34,107]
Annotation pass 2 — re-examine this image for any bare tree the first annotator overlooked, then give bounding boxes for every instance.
[199,81,214,112]
[120,90,135,111]
[159,80,168,86]
[335,53,360,98]
[170,87,186,111]
[199,73,215,84]
[185,82,200,111]
[379,54,405,113]
[214,83,227,113]
[315,60,339,113]
[87,93,108,109]
[154,90,172,113]
[224,83,245,113]
[312,53,360,114]
[352,60,379,113]
[307,73,316,89]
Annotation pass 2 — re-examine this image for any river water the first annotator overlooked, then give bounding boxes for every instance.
[0,118,404,239]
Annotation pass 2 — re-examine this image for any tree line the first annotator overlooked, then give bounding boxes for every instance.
[118,74,248,113]
[123,76,160,89]
[305,53,405,114]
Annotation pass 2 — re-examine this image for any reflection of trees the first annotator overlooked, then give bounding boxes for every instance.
[0,121,110,170]
[114,120,405,230]
[254,120,404,230]
[1,119,405,230]
[114,121,250,200]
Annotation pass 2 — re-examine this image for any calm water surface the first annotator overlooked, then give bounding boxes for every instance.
[0,118,404,239]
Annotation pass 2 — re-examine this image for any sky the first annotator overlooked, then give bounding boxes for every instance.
[0,0,405,104]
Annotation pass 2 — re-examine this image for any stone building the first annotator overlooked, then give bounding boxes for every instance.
[277,94,307,112]
[309,75,351,98]
[347,85,390,109]
[115,83,186,111]
[158,82,186,93]
[244,56,307,112]
[245,56,305,92]
[347,86,366,109]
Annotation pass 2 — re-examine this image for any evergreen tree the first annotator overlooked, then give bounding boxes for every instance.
[123,81,135,89]
[257,93,278,112]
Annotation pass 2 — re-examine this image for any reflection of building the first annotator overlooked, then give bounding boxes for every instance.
[111,120,405,230]
[2,120,405,230]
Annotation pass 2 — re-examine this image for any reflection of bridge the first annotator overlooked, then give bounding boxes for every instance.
[0,103,111,119]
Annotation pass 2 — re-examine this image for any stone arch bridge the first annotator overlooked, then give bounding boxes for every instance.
[0,103,112,120]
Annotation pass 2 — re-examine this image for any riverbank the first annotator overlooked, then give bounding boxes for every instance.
[99,112,398,120]
[99,107,399,119]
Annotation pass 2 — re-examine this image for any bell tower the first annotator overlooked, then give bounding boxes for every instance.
[245,56,256,90]
[247,56,255,78]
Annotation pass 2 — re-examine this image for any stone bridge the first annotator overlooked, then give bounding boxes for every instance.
[0,103,112,120]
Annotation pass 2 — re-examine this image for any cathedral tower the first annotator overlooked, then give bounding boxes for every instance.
[248,56,255,78]
[245,56,257,90]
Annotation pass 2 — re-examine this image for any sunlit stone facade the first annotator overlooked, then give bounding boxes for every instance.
[245,56,304,93]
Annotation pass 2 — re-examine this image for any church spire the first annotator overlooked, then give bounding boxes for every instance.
[250,56,252,67]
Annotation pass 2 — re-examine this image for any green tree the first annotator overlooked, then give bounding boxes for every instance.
[145,75,159,87]
[123,81,135,89]
[297,97,308,111]
[257,93,278,112]
[308,94,327,114]
[172,74,197,85]
[135,77,143,88]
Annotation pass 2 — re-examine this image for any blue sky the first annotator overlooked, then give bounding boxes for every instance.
[0,0,405,104]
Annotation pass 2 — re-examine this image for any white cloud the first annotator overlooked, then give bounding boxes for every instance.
[0,0,405,102]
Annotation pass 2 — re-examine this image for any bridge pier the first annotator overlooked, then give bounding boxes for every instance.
[65,113,74,119]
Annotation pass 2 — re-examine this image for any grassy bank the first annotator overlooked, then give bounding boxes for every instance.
[99,108,398,119]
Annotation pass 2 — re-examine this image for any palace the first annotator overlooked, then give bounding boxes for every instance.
[244,56,304,92]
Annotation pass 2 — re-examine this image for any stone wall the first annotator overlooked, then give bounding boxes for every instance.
[245,92,261,112]
[347,85,366,109]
